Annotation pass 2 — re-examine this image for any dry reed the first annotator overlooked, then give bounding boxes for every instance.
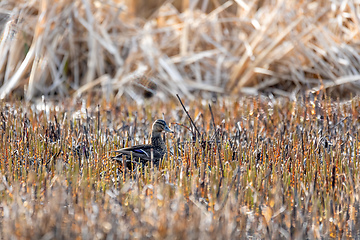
[0,0,359,101]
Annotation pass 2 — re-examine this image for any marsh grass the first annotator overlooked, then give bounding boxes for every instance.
[0,94,360,238]
[1,0,360,100]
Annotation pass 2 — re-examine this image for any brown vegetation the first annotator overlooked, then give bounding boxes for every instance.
[1,0,360,238]
[0,94,360,238]
[0,0,360,101]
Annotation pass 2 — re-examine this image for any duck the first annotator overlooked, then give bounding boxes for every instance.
[112,119,174,168]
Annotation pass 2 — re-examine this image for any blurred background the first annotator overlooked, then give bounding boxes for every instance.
[0,0,359,102]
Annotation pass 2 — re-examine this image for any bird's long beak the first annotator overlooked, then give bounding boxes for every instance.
[164,125,174,133]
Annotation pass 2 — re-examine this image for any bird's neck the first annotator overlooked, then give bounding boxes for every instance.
[151,131,165,149]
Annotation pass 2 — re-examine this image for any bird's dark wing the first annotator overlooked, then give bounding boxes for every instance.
[112,144,163,163]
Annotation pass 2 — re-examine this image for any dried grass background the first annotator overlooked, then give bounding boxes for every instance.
[2,95,360,239]
[0,0,360,101]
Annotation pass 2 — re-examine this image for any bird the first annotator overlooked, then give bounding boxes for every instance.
[112,119,174,169]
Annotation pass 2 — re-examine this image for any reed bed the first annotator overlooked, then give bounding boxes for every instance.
[0,0,360,100]
[0,94,360,239]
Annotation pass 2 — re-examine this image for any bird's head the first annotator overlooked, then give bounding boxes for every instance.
[152,119,174,134]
